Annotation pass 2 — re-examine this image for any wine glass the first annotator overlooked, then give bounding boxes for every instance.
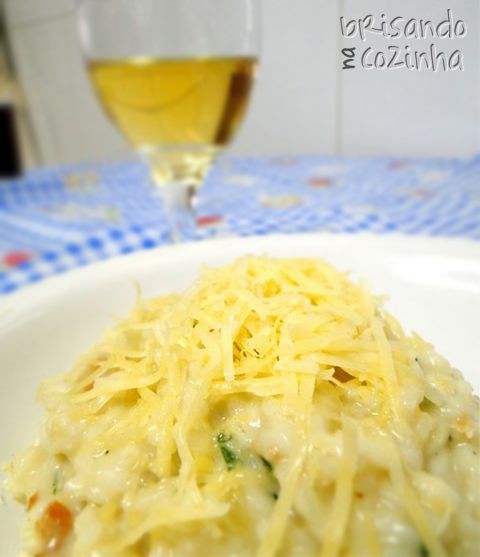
[76,0,260,242]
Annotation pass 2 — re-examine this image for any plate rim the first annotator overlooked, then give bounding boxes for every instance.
[1,233,479,311]
[1,232,479,554]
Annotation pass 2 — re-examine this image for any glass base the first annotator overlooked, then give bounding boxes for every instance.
[141,144,221,243]
[159,181,197,243]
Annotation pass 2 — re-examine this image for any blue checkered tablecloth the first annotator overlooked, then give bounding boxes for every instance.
[1,154,479,295]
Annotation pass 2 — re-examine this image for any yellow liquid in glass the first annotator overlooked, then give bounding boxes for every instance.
[89,57,257,185]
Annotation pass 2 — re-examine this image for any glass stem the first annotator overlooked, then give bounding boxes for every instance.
[158,180,196,244]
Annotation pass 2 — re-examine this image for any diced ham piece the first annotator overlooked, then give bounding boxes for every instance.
[35,501,73,556]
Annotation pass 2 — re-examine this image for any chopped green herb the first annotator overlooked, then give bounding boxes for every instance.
[220,445,238,470]
[448,434,453,443]
[259,455,273,472]
[217,433,239,470]
[52,471,60,495]
[258,454,279,502]
[419,397,435,412]
[217,433,232,444]
[419,543,430,557]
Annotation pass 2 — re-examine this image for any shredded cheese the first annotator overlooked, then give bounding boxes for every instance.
[6,256,479,557]
[319,417,358,557]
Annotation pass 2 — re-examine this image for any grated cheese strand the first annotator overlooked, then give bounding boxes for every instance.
[319,417,358,557]
[371,318,403,421]
[363,512,383,557]
[257,375,315,557]
[385,436,448,557]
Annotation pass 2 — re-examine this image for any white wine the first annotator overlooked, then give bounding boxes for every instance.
[89,56,257,185]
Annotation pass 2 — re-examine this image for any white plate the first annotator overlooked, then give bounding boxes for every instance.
[1,233,479,555]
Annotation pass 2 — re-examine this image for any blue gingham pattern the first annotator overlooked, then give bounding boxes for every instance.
[1,154,479,294]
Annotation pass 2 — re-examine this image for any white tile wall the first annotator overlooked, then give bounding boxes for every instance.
[4,0,480,165]
[339,0,480,158]
[8,13,129,166]
[232,0,340,155]
[4,0,73,26]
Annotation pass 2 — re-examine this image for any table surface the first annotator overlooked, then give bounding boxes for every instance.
[1,154,479,295]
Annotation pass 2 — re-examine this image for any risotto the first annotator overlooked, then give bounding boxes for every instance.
[5,257,480,557]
